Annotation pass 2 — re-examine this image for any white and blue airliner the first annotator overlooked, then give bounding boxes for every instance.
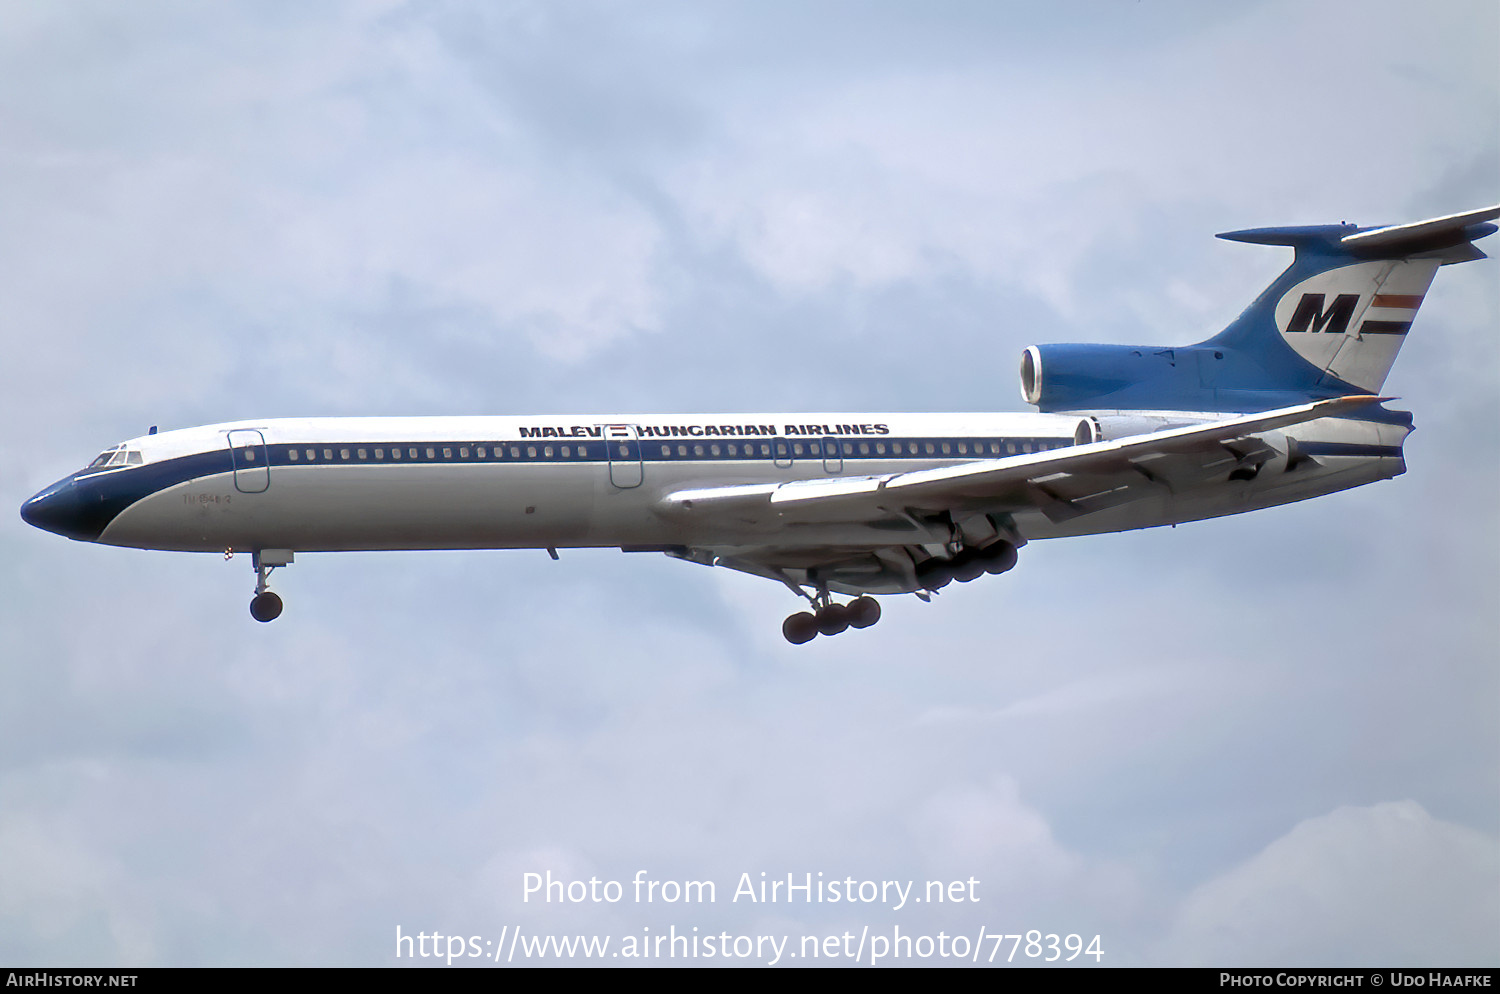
[22,206,1497,643]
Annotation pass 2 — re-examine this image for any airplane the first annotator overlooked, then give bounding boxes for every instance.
[20,206,1498,643]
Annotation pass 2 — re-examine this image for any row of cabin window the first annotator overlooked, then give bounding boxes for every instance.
[275,438,1068,464]
[650,439,1061,458]
[285,445,512,463]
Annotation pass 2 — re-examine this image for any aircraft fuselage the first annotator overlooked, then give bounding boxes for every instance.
[24,410,1408,559]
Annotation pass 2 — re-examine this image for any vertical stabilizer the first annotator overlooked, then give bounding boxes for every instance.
[1020,206,1496,413]
[1212,205,1498,395]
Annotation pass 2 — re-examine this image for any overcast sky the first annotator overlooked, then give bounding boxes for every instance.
[2,0,1496,967]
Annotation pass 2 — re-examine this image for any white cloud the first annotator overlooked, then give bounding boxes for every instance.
[1156,802,1500,966]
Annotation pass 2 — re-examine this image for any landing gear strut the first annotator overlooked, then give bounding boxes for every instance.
[782,590,881,644]
[248,549,293,622]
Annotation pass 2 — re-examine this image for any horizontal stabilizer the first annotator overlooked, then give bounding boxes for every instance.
[1215,205,1497,260]
[1341,205,1500,254]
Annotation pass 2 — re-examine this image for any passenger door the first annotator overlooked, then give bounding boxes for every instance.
[821,435,843,473]
[227,429,270,493]
[603,424,643,488]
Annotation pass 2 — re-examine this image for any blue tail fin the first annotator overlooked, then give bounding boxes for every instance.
[1020,206,1497,413]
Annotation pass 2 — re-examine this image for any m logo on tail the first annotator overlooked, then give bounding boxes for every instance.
[1286,293,1360,335]
[1273,260,1439,392]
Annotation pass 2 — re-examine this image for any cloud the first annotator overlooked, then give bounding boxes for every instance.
[1156,802,1500,966]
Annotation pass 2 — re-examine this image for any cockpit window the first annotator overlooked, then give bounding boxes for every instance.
[82,446,144,471]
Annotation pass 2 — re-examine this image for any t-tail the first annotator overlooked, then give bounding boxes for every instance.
[1020,205,1498,413]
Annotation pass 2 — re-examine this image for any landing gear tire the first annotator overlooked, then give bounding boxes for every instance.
[250,591,283,623]
[953,553,987,582]
[785,593,880,643]
[983,541,1018,574]
[783,612,818,645]
[918,563,954,590]
[815,604,850,636]
[848,596,881,629]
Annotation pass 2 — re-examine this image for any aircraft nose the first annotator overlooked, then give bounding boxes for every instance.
[20,480,100,542]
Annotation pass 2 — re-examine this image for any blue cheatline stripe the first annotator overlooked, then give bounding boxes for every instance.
[267,435,1076,468]
[45,450,234,541]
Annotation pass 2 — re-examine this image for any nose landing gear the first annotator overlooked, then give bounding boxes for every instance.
[248,549,293,622]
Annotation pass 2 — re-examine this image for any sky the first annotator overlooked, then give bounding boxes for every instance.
[2,0,1497,968]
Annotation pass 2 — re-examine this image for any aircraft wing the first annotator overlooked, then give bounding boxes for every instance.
[659,395,1381,528]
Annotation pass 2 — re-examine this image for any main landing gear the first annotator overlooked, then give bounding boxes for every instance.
[915,540,1017,590]
[782,593,881,645]
[247,549,293,622]
[779,539,1021,643]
